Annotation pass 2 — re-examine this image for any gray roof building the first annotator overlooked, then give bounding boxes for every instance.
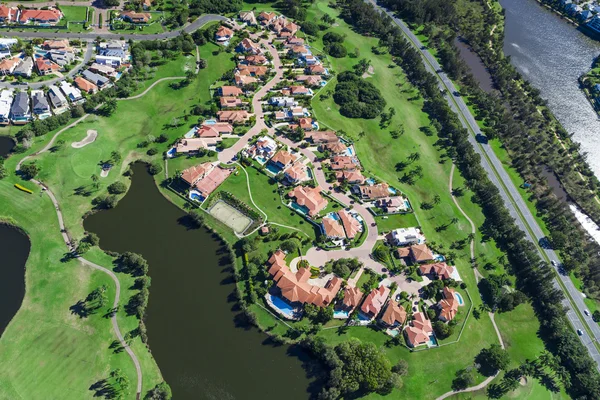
[13,56,33,77]
[10,92,30,119]
[32,91,50,115]
[48,85,67,108]
[82,69,109,87]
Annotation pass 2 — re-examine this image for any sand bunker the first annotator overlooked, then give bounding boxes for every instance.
[71,130,98,148]
[362,65,375,79]
[100,167,111,178]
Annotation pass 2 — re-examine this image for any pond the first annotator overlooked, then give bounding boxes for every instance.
[0,136,15,158]
[0,224,29,337]
[84,163,319,400]
[453,37,496,93]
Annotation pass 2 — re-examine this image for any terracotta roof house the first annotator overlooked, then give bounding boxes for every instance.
[270,150,297,169]
[0,56,21,75]
[376,196,408,213]
[217,110,250,124]
[305,130,338,143]
[19,8,63,24]
[296,75,322,87]
[215,26,234,42]
[120,11,151,23]
[419,262,455,280]
[396,247,411,259]
[271,17,298,36]
[338,210,362,239]
[239,10,257,25]
[379,300,407,328]
[219,85,243,97]
[342,286,363,310]
[0,5,18,23]
[298,117,313,130]
[245,54,267,65]
[267,250,343,308]
[291,45,310,56]
[330,155,358,171]
[237,64,268,77]
[284,37,305,48]
[43,39,69,50]
[438,287,459,322]
[335,169,365,184]
[358,183,390,200]
[288,185,328,217]
[404,312,433,347]
[234,74,258,87]
[258,11,277,25]
[322,216,345,239]
[361,286,391,318]
[237,38,261,54]
[306,64,326,75]
[405,244,435,264]
[180,162,214,186]
[195,166,233,198]
[143,0,152,10]
[196,123,230,138]
[220,96,243,108]
[321,140,347,154]
[289,85,311,96]
[73,76,98,94]
[284,163,309,184]
[35,57,60,76]
[175,138,211,154]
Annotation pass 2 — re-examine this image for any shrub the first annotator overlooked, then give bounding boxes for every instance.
[147,148,158,156]
[333,71,386,118]
[148,162,163,175]
[107,181,127,194]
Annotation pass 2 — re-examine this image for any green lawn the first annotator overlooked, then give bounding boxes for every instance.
[61,6,91,33]
[374,213,420,233]
[0,42,232,399]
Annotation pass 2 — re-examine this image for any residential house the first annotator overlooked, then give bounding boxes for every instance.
[60,81,83,103]
[237,38,261,54]
[217,110,250,124]
[31,90,51,117]
[397,243,435,264]
[330,155,359,171]
[390,227,425,246]
[120,11,151,23]
[19,8,63,25]
[419,262,455,280]
[437,287,459,322]
[269,96,297,107]
[234,74,258,87]
[0,56,20,75]
[375,196,408,213]
[82,70,109,89]
[245,55,267,65]
[357,183,390,200]
[180,162,214,186]
[379,300,407,328]
[335,169,365,184]
[0,38,17,59]
[248,135,278,160]
[306,64,326,75]
[0,90,13,124]
[267,249,343,308]
[74,76,98,94]
[239,10,257,26]
[274,111,289,121]
[320,140,347,155]
[220,96,243,108]
[322,216,345,239]
[298,117,314,130]
[284,163,309,184]
[43,39,70,50]
[142,0,152,10]
[48,85,68,110]
[10,92,30,124]
[215,26,234,43]
[338,210,362,239]
[305,130,338,143]
[194,166,233,199]
[270,150,297,169]
[197,122,233,137]
[237,64,268,77]
[271,17,298,37]
[288,185,328,217]
[89,63,117,77]
[13,57,33,78]
[258,11,277,25]
[95,55,123,68]
[289,85,312,96]
[341,286,363,312]
[291,45,310,57]
[175,138,214,154]
[361,286,391,318]
[404,312,433,347]
[296,74,322,87]
[35,57,60,76]
[284,37,305,48]
[0,5,18,23]
[47,49,75,67]
[290,106,307,117]
[219,85,243,97]
[302,54,319,66]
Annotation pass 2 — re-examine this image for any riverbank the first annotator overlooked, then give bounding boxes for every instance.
[579,54,600,118]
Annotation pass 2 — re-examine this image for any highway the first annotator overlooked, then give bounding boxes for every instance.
[367,0,600,367]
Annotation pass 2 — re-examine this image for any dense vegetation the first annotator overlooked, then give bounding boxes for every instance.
[333,71,386,118]
[336,0,600,397]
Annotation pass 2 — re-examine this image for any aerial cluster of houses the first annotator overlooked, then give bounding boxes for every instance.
[0,5,63,26]
[557,0,600,31]
[178,161,234,202]
[0,39,130,125]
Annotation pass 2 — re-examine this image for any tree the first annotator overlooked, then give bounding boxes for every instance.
[433,321,453,339]
[198,58,207,69]
[189,211,204,228]
[110,151,121,165]
[148,162,163,175]
[145,382,172,399]
[302,21,319,36]
[392,359,408,376]
[91,174,99,189]
[108,181,127,194]
[476,344,510,376]
[20,162,40,179]
[452,368,475,391]
[280,239,299,254]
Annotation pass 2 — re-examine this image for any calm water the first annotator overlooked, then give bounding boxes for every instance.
[84,163,317,400]
[454,37,495,93]
[0,136,14,157]
[501,0,600,176]
[0,225,29,337]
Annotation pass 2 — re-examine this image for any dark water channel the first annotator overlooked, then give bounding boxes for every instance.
[84,163,317,400]
[453,37,496,93]
[0,136,15,157]
[0,224,29,337]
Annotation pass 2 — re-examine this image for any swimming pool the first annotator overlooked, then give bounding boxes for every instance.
[345,147,355,156]
[333,310,349,319]
[404,200,411,209]
[184,128,196,138]
[268,294,296,319]
[427,334,438,347]
[266,162,282,175]
[204,119,217,125]
[454,292,464,306]
[327,212,340,221]
[189,190,204,202]
[167,147,176,158]
[365,178,375,185]
[256,155,268,164]
[357,312,372,321]
[291,202,309,215]
[388,187,398,195]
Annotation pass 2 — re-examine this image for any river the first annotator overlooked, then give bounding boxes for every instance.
[84,163,318,400]
[0,224,29,337]
[500,0,600,177]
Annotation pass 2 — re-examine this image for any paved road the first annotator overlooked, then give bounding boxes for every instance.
[367,0,600,368]
[1,14,227,40]
[0,41,94,89]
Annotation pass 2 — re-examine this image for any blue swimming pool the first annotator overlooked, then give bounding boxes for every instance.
[454,292,464,306]
[184,128,196,138]
[291,202,309,215]
[333,310,349,319]
[268,294,296,318]
[266,162,282,175]
[358,312,372,321]
[189,190,204,202]
[388,187,398,195]
[204,119,217,125]
[427,335,438,347]
[404,200,411,209]
[327,212,340,221]
[256,155,268,164]
[167,147,176,157]
[365,178,375,185]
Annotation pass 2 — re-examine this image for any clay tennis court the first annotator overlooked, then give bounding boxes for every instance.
[208,200,252,234]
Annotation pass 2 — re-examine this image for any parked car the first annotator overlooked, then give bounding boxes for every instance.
[577,329,584,336]
[585,310,590,316]
[551,260,557,266]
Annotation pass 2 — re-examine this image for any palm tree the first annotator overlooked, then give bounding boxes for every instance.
[408,152,420,162]
[91,174,99,189]
[450,217,459,225]
[433,194,440,205]
[358,131,366,139]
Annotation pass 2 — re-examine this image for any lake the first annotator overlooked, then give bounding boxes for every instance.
[0,224,29,337]
[0,136,14,158]
[84,163,317,400]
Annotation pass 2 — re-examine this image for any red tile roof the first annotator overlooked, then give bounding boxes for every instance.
[322,217,345,238]
[288,185,327,217]
[419,262,454,279]
[73,76,97,93]
[338,210,361,239]
[380,300,407,326]
[19,8,62,23]
[220,86,243,96]
[342,286,363,309]
[361,286,390,317]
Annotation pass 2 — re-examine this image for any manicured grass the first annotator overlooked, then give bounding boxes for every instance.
[111,21,166,35]
[61,6,91,33]
[374,212,420,233]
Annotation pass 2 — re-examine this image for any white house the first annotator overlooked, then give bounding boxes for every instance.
[390,227,425,246]
[269,96,297,107]
[0,89,14,124]
[60,81,83,103]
